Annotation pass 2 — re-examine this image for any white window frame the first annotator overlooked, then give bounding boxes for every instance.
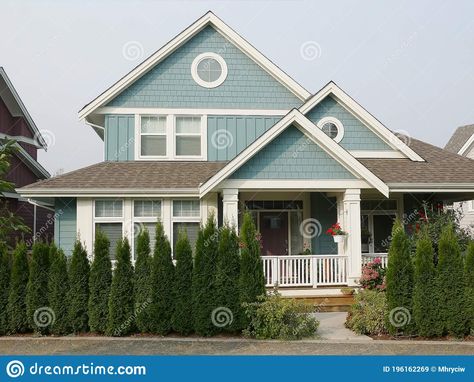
[132,199,163,259]
[93,199,125,261]
[191,52,228,88]
[317,116,344,143]
[468,200,474,212]
[171,199,201,257]
[135,114,207,161]
[138,115,168,159]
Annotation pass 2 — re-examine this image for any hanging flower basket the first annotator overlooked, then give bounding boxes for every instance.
[326,223,347,243]
[333,235,345,243]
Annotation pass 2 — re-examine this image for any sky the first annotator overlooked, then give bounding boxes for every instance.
[1,0,474,175]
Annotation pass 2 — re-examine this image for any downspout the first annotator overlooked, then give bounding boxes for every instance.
[26,199,55,244]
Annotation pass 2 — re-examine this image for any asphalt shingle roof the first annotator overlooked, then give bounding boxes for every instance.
[444,124,474,154]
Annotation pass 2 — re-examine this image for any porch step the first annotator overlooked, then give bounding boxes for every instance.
[285,295,355,312]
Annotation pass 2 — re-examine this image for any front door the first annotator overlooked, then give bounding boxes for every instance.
[259,212,288,256]
[373,214,396,253]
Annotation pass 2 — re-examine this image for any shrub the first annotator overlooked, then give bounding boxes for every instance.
[466,242,474,333]
[134,228,153,333]
[386,220,414,335]
[346,290,388,336]
[107,238,134,336]
[360,258,386,290]
[88,229,112,333]
[149,222,175,335]
[239,212,265,327]
[0,245,11,335]
[172,229,193,335]
[7,243,29,333]
[48,245,70,335]
[243,291,319,340]
[215,225,241,332]
[437,225,468,337]
[26,242,50,333]
[67,240,90,333]
[193,215,219,336]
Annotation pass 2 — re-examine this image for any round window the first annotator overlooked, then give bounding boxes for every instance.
[317,117,344,143]
[191,52,227,88]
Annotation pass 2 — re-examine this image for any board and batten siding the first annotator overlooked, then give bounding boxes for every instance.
[207,115,281,161]
[54,198,77,256]
[230,125,356,180]
[105,115,135,161]
[105,26,302,110]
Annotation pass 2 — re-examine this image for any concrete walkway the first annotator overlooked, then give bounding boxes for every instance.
[313,312,371,341]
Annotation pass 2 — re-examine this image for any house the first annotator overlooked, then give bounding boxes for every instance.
[0,67,52,247]
[17,12,474,295]
[445,124,474,232]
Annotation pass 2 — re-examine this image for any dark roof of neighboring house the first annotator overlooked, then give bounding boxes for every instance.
[444,124,474,154]
[20,161,227,190]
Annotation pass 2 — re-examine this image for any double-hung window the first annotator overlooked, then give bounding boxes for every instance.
[172,199,200,257]
[133,200,162,258]
[175,116,202,157]
[94,200,124,260]
[140,116,167,157]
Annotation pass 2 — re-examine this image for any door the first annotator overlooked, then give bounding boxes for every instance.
[259,212,289,256]
[372,214,396,253]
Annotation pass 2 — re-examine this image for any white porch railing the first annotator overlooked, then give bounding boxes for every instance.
[262,255,348,288]
[361,253,388,268]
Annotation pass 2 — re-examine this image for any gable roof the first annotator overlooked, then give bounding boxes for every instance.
[445,124,474,155]
[0,68,47,149]
[11,141,50,179]
[78,11,311,120]
[200,109,389,197]
[299,81,425,162]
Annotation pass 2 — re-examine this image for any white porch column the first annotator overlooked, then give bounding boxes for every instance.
[343,189,362,286]
[222,188,239,229]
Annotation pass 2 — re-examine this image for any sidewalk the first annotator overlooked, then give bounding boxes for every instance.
[313,312,372,341]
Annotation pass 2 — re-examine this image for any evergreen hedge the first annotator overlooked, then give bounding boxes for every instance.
[465,242,474,333]
[48,245,70,335]
[172,229,194,335]
[386,220,414,335]
[7,243,29,333]
[67,241,90,333]
[88,229,112,333]
[149,222,175,335]
[437,225,467,336]
[0,245,11,335]
[107,238,134,336]
[133,228,153,333]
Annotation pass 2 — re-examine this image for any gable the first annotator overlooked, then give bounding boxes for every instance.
[305,96,392,151]
[230,125,356,180]
[106,26,302,110]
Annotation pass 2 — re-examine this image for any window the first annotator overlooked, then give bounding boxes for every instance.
[133,200,162,257]
[172,199,201,257]
[173,200,200,217]
[95,223,122,260]
[191,52,227,88]
[175,117,201,156]
[95,200,123,218]
[317,117,344,143]
[94,200,124,260]
[140,116,167,157]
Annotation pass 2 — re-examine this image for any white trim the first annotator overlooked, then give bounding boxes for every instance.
[458,134,474,156]
[388,182,474,191]
[316,116,344,143]
[349,150,405,158]
[299,82,424,162]
[199,109,389,197]
[222,179,372,190]
[95,107,289,116]
[11,142,50,179]
[170,198,201,257]
[0,133,42,148]
[191,52,227,88]
[78,12,310,120]
[17,189,199,198]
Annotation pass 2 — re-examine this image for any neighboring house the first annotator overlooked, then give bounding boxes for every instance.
[17,12,474,295]
[445,124,474,231]
[0,67,53,247]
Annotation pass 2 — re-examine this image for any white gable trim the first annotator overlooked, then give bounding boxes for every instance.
[199,109,389,197]
[299,82,425,162]
[78,12,310,120]
[458,134,474,156]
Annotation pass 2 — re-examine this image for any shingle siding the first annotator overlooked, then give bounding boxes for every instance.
[105,26,302,109]
[230,125,356,180]
[54,198,77,256]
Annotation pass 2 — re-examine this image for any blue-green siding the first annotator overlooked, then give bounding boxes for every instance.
[310,193,338,255]
[54,198,77,256]
[305,96,392,151]
[207,115,281,161]
[106,26,302,109]
[105,115,135,161]
[230,125,357,179]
